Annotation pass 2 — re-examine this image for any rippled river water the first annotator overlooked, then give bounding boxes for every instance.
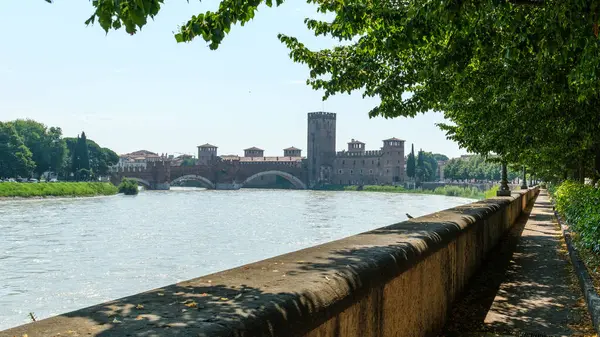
[0,188,475,329]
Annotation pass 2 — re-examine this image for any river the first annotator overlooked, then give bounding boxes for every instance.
[0,188,475,330]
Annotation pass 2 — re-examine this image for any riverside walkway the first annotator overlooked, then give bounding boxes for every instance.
[443,190,595,336]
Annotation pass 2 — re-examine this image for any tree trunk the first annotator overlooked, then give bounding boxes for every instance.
[593,145,600,186]
[578,157,585,184]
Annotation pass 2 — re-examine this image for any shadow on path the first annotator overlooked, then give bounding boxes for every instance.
[442,192,594,337]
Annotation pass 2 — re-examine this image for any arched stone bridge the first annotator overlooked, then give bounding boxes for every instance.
[110,160,307,190]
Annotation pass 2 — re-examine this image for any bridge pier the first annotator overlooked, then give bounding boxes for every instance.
[215,183,242,190]
[152,183,170,190]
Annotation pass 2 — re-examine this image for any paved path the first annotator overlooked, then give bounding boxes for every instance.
[443,191,594,337]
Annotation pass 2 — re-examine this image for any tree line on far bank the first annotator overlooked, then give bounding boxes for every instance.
[405,144,448,183]
[0,119,118,180]
[442,155,519,182]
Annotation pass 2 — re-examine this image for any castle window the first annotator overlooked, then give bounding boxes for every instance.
[350,170,354,175]
[338,169,343,174]
[342,160,345,165]
[362,160,365,165]
[369,169,373,174]
[360,169,363,175]
[353,160,356,165]
[372,160,374,164]
[386,169,389,173]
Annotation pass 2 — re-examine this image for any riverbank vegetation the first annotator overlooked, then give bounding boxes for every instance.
[0,119,118,181]
[0,182,118,198]
[342,185,486,199]
[554,182,600,254]
[552,181,600,291]
[405,145,448,182]
[443,155,520,182]
[118,178,139,195]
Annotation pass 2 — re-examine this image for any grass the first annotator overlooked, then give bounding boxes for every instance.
[343,184,486,199]
[0,182,118,198]
[343,183,530,200]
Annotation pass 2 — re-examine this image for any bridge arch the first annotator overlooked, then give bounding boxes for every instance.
[241,170,307,189]
[123,177,151,189]
[171,175,215,189]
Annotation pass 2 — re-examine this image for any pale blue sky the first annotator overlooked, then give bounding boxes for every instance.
[0,1,466,158]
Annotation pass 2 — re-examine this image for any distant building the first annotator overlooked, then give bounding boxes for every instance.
[244,147,264,158]
[283,147,302,157]
[197,144,218,165]
[306,112,405,187]
[171,154,194,167]
[437,160,448,181]
[114,113,405,188]
[111,150,168,171]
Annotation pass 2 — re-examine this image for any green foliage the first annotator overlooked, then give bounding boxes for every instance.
[70,132,91,178]
[416,149,425,181]
[64,135,119,180]
[64,1,600,182]
[1,119,118,181]
[344,184,483,199]
[181,158,198,166]
[419,151,440,182]
[554,181,600,253]
[406,144,416,179]
[484,185,500,199]
[11,120,67,176]
[443,155,519,181]
[0,122,36,178]
[118,178,139,195]
[0,182,118,197]
[432,186,482,199]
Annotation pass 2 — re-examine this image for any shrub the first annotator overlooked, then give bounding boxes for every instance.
[484,185,499,199]
[432,185,483,199]
[554,181,600,253]
[118,178,139,195]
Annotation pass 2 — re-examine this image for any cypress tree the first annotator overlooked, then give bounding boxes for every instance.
[71,134,80,180]
[417,149,425,182]
[406,144,416,179]
[78,132,90,171]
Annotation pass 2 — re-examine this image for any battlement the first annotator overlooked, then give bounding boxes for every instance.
[336,150,383,157]
[308,111,336,120]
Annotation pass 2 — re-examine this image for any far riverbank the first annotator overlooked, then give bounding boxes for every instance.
[323,184,500,199]
[0,182,118,198]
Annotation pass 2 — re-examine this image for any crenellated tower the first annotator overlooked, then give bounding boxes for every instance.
[307,112,336,187]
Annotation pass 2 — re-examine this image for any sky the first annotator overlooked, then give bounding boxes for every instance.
[0,1,467,158]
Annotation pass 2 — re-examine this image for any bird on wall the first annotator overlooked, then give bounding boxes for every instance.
[406,213,414,219]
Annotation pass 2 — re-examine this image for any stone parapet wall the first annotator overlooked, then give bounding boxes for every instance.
[0,188,538,337]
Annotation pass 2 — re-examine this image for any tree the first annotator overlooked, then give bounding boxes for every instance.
[11,119,67,176]
[181,157,198,166]
[406,144,416,180]
[416,149,425,183]
[443,155,519,182]
[0,122,35,178]
[78,132,91,172]
[65,0,600,183]
[65,136,118,180]
[118,178,139,195]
